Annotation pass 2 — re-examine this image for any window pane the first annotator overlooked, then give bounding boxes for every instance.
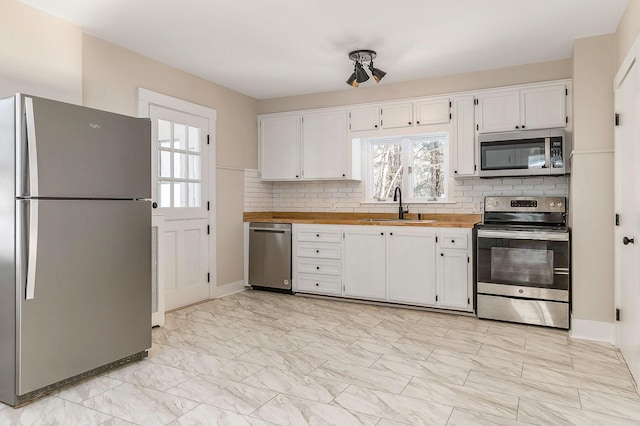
[188,154,201,180]
[158,120,171,148]
[173,182,187,207]
[372,143,403,200]
[188,126,201,152]
[159,150,171,178]
[174,152,187,179]
[188,183,201,207]
[158,181,171,207]
[174,123,186,150]
[412,137,446,199]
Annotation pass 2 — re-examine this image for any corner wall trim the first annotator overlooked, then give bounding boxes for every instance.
[569,316,615,344]
[209,280,247,299]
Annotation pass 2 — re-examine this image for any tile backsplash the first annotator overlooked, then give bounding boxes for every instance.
[244,169,568,214]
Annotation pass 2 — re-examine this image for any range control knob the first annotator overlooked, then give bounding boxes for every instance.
[493,201,500,207]
[550,201,556,207]
[557,201,563,208]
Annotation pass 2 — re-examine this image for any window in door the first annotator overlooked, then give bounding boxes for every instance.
[157,119,203,209]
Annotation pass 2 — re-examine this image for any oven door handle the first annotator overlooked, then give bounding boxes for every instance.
[477,229,569,241]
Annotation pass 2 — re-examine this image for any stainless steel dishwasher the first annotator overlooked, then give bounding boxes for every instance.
[249,222,292,291]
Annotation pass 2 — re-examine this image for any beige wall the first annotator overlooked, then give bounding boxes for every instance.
[82,35,258,287]
[258,59,571,113]
[570,34,616,323]
[616,0,640,69]
[0,0,82,103]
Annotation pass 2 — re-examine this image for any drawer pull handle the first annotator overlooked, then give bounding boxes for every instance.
[316,266,320,270]
[316,234,320,237]
[451,239,455,243]
[316,250,319,253]
[315,283,319,287]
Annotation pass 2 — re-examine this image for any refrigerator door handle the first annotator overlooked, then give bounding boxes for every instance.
[25,199,38,300]
[25,97,38,197]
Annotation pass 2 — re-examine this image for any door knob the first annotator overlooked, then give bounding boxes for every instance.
[623,236,635,245]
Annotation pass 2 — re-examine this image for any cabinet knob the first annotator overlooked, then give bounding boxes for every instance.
[315,283,319,286]
[454,170,458,174]
[316,234,320,237]
[416,121,420,124]
[296,175,299,178]
[374,124,378,128]
[522,125,526,129]
[316,250,319,253]
[152,202,158,209]
[441,253,444,256]
[451,239,455,243]
[380,232,384,236]
[316,266,320,270]
[342,173,346,177]
[390,232,393,236]
[515,126,520,129]
[408,122,412,125]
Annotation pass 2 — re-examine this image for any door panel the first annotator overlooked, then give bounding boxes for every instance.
[22,96,150,199]
[388,232,436,305]
[162,219,209,310]
[17,199,151,395]
[615,59,640,383]
[344,230,385,299]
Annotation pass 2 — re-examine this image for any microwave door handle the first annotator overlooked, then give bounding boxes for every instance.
[544,137,551,169]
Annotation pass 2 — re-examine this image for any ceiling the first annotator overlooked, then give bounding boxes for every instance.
[21,0,628,100]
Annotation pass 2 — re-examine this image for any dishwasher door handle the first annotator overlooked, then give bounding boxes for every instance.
[250,228,289,233]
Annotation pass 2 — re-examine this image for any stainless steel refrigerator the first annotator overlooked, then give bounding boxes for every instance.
[0,94,152,406]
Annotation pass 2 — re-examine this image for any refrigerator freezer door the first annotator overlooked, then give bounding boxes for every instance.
[16,199,151,396]
[20,95,151,199]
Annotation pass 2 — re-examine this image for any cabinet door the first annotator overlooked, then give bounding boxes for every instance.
[415,98,450,126]
[349,106,379,131]
[451,96,476,176]
[343,229,386,300]
[380,102,414,129]
[302,110,348,179]
[387,230,436,306]
[476,90,520,133]
[437,249,470,310]
[259,114,301,180]
[521,85,567,130]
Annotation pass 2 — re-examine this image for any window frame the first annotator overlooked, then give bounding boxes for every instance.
[361,130,451,204]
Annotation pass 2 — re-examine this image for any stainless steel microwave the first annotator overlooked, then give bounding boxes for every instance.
[478,129,570,177]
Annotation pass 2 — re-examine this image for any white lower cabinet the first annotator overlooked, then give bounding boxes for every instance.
[387,228,437,306]
[292,224,473,312]
[343,227,386,300]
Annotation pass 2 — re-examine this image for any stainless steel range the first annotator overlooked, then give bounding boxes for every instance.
[476,196,570,329]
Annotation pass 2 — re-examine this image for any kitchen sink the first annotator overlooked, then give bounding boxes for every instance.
[359,218,437,223]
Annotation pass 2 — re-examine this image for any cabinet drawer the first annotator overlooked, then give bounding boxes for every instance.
[296,258,342,276]
[296,274,342,295]
[297,229,342,242]
[297,242,342,259]
[439,235,468,249]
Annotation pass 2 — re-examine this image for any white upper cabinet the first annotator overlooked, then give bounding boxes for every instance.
[476,89,521,133]
[415,98,451,126]
[520,85,567,130]
[380,102,414,129]
[477,83,568,133]
[302,110,349,179]
[451,95,476,177]
[259,114,301,180]
[348,101,414,131]
[349,106,380,131]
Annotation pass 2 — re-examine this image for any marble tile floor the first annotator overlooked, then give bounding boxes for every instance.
[1,289,639,425]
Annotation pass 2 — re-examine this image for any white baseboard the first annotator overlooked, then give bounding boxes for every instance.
[210,280,247,299]
[570,316,615,344]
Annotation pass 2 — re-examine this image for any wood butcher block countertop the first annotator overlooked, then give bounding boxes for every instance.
[243,212,481,228]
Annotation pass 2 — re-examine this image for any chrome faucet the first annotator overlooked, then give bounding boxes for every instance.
[393,186,409,219]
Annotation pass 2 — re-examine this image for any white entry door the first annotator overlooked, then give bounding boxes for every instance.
[614,55,640,384]
[151,105,210,310]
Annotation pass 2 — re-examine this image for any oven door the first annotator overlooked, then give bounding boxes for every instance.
[476,229,570,302]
